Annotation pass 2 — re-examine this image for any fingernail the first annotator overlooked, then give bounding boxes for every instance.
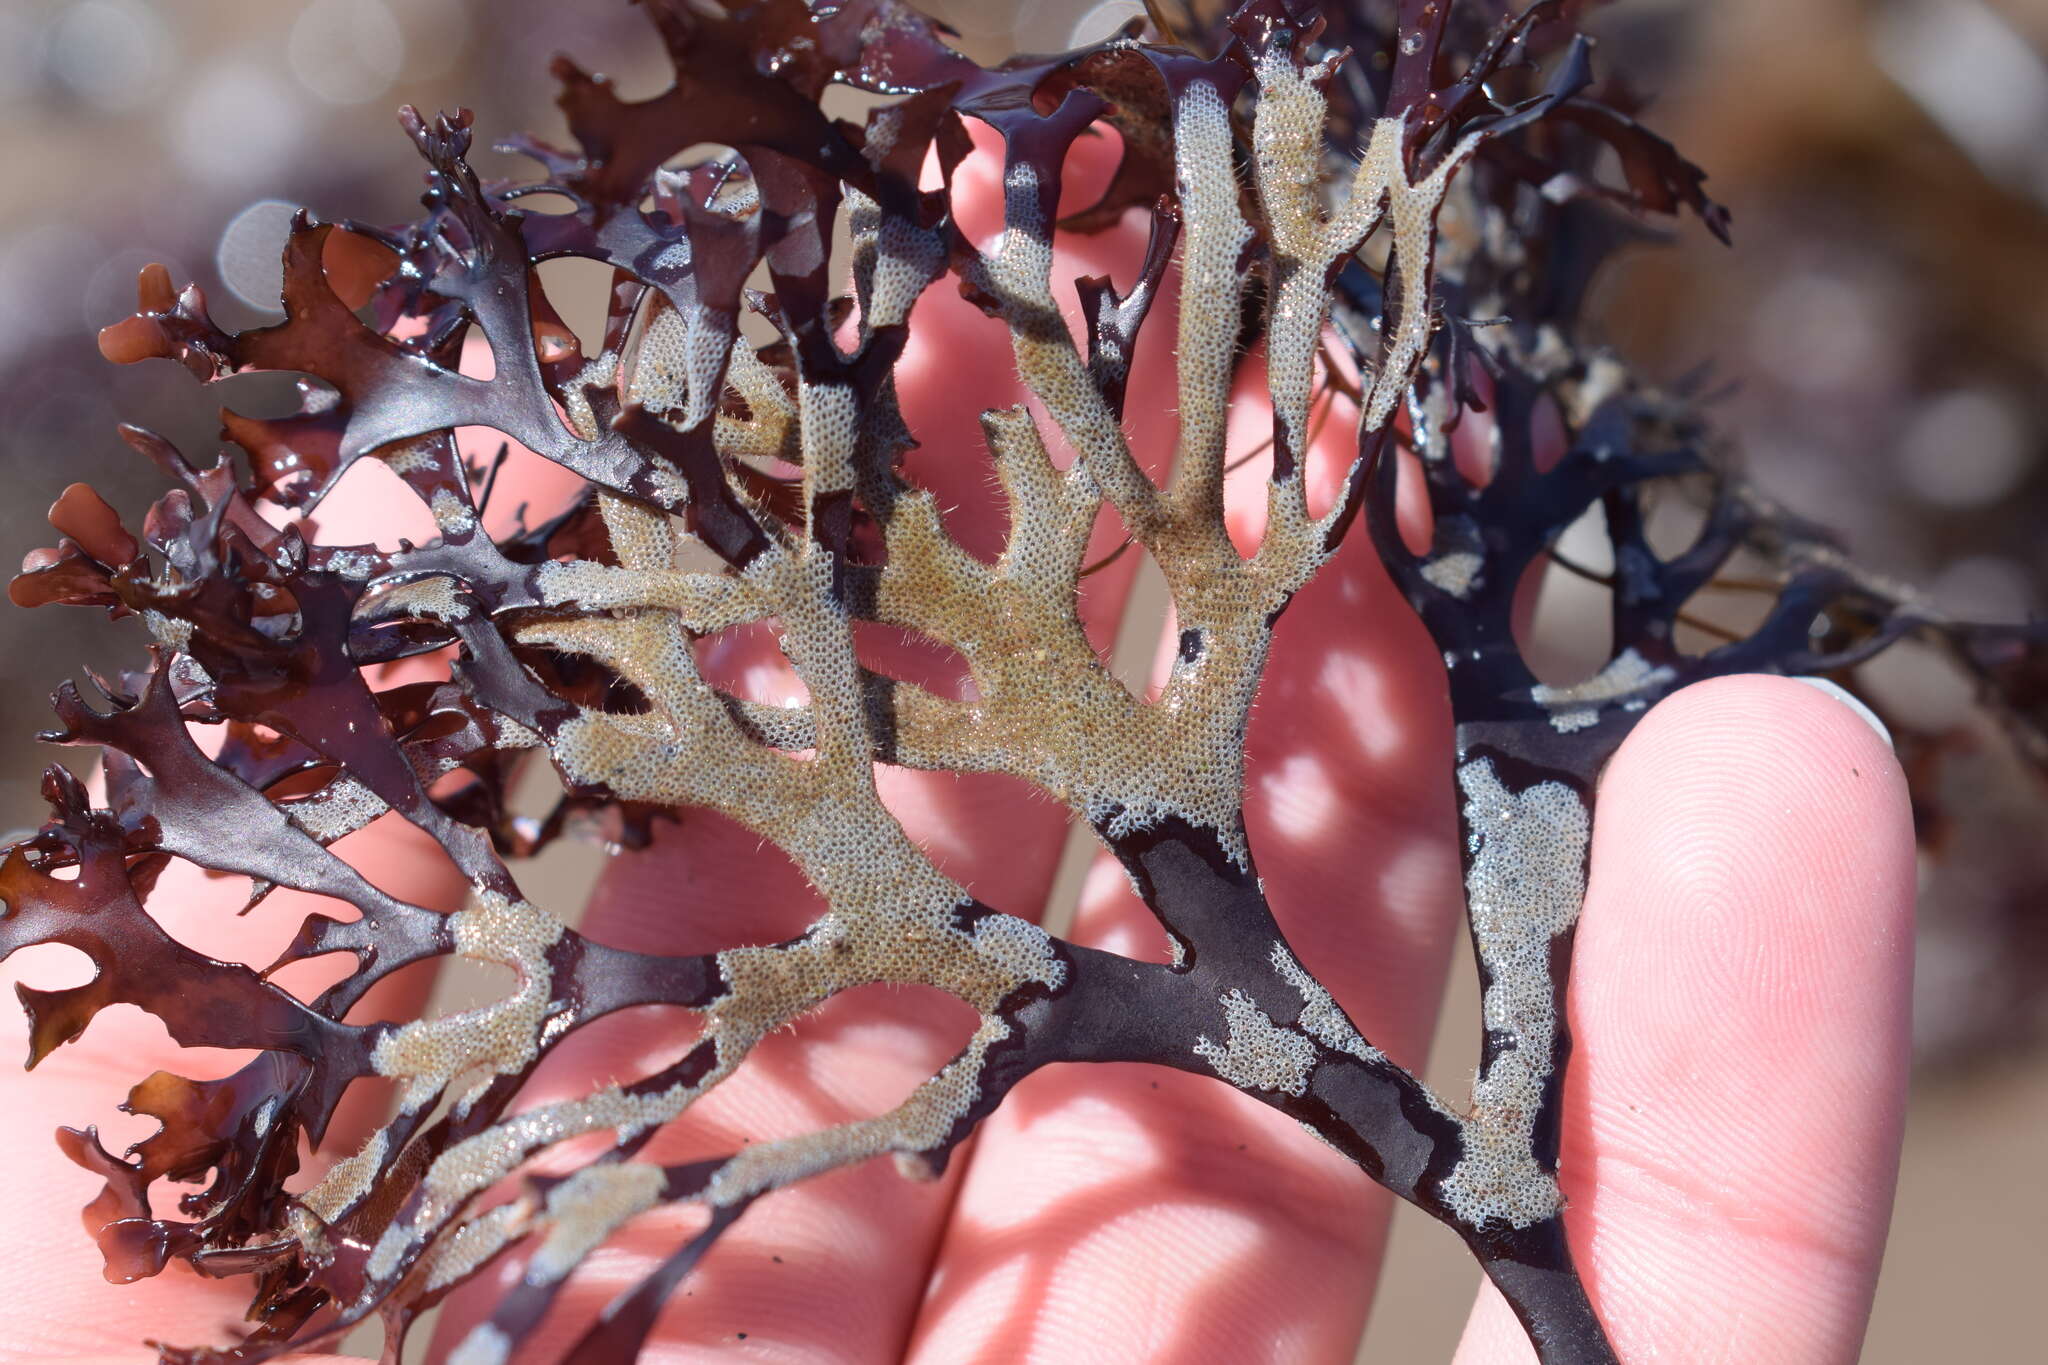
[1790,676,1894,752]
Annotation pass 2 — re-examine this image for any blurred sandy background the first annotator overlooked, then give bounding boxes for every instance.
[0,0,2042,1359]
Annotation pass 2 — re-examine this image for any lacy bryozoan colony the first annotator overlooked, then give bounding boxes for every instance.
[5,2,2043,1363]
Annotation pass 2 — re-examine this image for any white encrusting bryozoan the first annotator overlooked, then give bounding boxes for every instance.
[1439,758,1589,1228]
[421,1198,534,1293]
[702,1014,1011,1207]
[1421,551,1485,600]
[429,487,477,536]
[357,573,466,624]
[1194,989,1318,1096]
[308,34,1519,1313]
[282,773,385,842]
[296,1129,388,1228]
[371,887,565,1113]
[1271,940,1385,1063]
[527,1162,667,1284]
[1529,647,1676,733]
[141,608,195,651]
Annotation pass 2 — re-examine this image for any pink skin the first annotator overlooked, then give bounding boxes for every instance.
[0,135,1910,1364]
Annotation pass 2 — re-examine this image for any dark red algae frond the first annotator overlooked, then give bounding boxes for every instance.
[5,3,2039,1363]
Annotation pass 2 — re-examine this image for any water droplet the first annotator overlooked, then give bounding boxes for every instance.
[1400,33,1423,55]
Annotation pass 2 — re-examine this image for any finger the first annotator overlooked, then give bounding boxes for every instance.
[905,368,1467,1363]
[428,124,1184,1361]
[1454,674,1914,1364]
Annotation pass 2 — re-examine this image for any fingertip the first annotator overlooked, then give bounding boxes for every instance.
[1585,670,1915,1127]
[1536,671,1916,1363]
[1610,671,1906,792]
[1784,675,1894,750]
[1595,672,1914,944]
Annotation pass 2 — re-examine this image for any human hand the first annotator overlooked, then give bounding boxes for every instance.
[0,128,1911,1365]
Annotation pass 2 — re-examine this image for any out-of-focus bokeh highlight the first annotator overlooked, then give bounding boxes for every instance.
[0,1,2041,1360]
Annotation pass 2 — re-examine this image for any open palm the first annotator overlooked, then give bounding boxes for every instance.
[0,129,1911,1365]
